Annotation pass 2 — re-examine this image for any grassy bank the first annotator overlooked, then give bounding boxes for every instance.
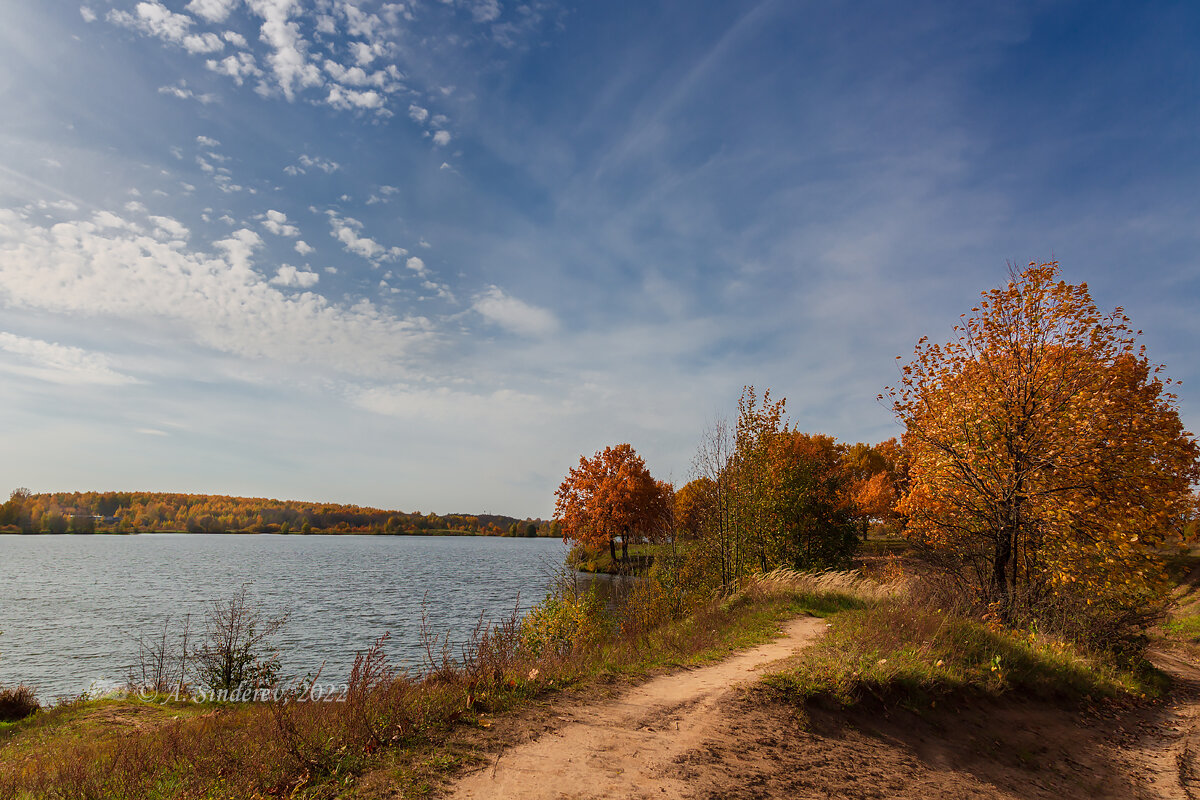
[764,595,1166,712]
[571,536,912,577]
[569,542,667,575]
[0,571,864,799]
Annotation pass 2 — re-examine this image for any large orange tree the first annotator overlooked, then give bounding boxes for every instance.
[554,444,666,563]
[887,262,1199,619]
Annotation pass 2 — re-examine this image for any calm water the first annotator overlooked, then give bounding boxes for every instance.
[0,534,568,700]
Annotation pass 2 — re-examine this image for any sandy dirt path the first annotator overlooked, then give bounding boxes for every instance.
[1125,646,1200,799]
[444,615,825,800]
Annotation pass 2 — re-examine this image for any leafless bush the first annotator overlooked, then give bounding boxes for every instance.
[128,615,191,695]
[419,602,459,682]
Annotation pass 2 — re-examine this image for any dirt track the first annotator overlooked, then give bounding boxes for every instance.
[434,616,1200,800]
[445,616,826,799]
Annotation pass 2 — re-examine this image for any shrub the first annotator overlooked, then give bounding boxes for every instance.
[521,585,609,659]
[193,585,288,696]
[0,684,38,722]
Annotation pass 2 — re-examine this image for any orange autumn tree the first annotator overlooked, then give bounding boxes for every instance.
[887,262,1199,622]
[554,444,665,564]
[841,438,906,538]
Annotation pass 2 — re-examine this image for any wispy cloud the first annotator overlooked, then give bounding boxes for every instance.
[0,332,138,386]
[472,286,558,337]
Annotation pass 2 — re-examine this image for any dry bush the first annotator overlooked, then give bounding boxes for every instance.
[0,684,38,722]
[461,603,526,686]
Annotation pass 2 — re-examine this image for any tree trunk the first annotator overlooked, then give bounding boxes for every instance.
[993,529,1013,610]
[621,531,629,563]
[609,535,617,564]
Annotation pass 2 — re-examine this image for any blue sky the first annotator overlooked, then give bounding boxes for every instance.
[1,1,1197,517]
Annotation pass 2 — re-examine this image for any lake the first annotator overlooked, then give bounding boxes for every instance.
[0,533,569,700]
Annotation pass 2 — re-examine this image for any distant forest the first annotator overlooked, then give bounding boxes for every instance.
[0,489,555,537]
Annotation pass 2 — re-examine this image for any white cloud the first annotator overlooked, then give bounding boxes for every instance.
[245,0,323,101]
[270,264,320,288]
[405,256,426,273]
[297,154,340,173]
[158,82,217,103]
[326,85,385,112]
[315,13,336,34]
[196,135,221,148]
[408,104,429,123]
[207,52,262,85]
[341,3,382,38]
[294,240,314,255]
[432,130,451,147]
[0,332,138,386]
[108,2,194,44]
[354,385,550,425]
[323,60,397,89]
[183,32,225,54]
[0,209,426,372]
[348,41,382,66]
[148,215,190,240]
[223,29,248,48]
[328,213,385,261]
[79,6,97,22]
[472,286,558,337]
[470,0,501,24]
[39,200,79,212]
[186,0,238,23]
[261,209,300,237]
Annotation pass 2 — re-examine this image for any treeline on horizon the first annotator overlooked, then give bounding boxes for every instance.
[0,489,555,537]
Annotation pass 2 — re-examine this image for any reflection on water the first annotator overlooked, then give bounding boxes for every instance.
[0,534,567,699]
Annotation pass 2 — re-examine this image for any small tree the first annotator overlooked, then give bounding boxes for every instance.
[554,444,662,564]
[887,261,1199,623]
[763,432,859,569]
[194,585,288,696]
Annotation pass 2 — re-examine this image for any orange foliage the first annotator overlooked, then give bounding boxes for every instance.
[886,261,1200,612]
[553,444,665,561]
[674,477,714,540]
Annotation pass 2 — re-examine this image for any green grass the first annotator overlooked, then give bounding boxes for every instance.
[1163,613,1200,641]
[765,600,1165,710]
